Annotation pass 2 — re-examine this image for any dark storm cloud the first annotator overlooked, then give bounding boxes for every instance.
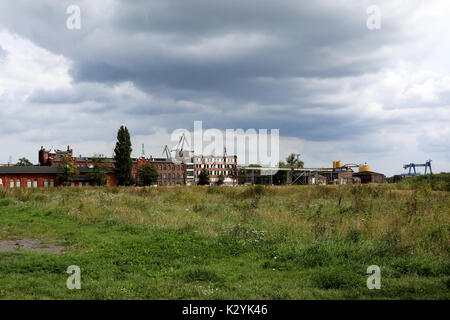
[1,0,447,160]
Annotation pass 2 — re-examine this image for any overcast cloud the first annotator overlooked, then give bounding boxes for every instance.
[0,0,449,175]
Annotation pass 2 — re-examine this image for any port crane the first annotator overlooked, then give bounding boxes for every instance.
[403,160,432,176]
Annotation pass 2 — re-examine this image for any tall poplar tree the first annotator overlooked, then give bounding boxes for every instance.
[114,126,134,186]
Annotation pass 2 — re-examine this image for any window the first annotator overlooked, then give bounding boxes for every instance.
[10,180,14,188]
[79,182,83,187]
[16,180,20,188]
[33,180,37,188]
[27,179,32,188]
[44,179,48,187]
[71,182,75,187]
[86,182,89,187]
[50,179,54,187]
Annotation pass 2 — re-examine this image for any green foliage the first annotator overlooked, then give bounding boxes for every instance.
[238,169,248,184]
[285,153,304,169]
[0,185,448,299]
[137,163,159,186]
[114,126,134,186]
[273,154,305,185]
[198,169,210,185]
[396,173,450,191]
[15,157,33,167]
[89,156,108,186]
[56,154,79,186]
[311,266,362,289]
[217,174,225,186]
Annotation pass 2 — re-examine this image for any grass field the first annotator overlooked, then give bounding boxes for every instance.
[0,184,448,299]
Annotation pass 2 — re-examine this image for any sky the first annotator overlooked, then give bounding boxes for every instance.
[0,0,449,176]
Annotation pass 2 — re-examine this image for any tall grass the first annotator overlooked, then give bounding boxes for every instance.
[0,184,448,299]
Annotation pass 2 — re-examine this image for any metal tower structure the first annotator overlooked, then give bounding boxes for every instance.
[403,160,432,176]
[162,145,172,160]
[171,133,190,158]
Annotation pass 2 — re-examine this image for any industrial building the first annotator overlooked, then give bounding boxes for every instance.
[1,145,234,188]
[1,143,386,188]
[238,161,385,185]
[37,146,187,186]
[0,166,118,188]
[193,155,238,186]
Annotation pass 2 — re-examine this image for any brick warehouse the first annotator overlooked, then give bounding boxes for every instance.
[0,146,188,188]
[0,166,118,188]
[39,146,187,186]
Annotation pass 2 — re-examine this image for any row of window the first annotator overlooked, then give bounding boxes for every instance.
[160,173,184,180]
[157,164,183,171]
[195,157,235,163]
[6,179,55,188]
[196,164,235,169]
[197,171,235,176]
[2,179,91,188]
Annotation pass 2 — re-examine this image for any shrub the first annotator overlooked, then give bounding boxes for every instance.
[311,267,362,289]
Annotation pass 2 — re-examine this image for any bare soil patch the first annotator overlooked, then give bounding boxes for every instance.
[0,238,65,254]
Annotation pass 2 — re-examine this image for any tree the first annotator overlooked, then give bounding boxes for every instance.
[89,156,108,186]
[15,157,33,167]
[217,174,225,186]
[198,169,210,185]
[114,126,134,186]
[286,154,304,169]
[239,168,248,184]
[138,163,159,186]
[273,154,305,185]
[57,154,79,186]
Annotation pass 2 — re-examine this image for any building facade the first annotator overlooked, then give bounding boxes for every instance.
[2,146,239,188]
[0,166,118,188]
[353,171,386,184]
[193,155,238,186]
[37,146,186,186]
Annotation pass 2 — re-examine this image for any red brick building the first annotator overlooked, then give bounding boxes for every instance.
[0,166,118,188]
[0,146,186,188]
[1,146,238,188]
[134,157,186,186]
